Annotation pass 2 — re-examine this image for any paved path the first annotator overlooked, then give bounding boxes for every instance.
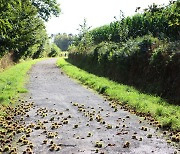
[17,58,178,154]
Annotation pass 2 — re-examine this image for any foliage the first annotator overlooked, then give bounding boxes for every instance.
[0,0,60,61]
[90,25,112,44]
[57,58,180,131]
[69,35,180,104]
[54,33,73,51]
[67,44,77,53]
[75,18,93,52]
[48,43,61,57]
[89,1,180,44]
[32,0,60,21]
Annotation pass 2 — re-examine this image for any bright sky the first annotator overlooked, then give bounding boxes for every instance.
[45,0,170,35]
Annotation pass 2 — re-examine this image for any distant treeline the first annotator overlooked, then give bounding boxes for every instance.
[53,33,74,51]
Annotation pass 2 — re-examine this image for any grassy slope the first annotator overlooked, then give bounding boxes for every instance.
[0,59,40,116]
[57,58,180,131]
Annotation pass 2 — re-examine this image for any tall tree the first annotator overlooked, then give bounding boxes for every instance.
[31,0,61,21]
[54,33,74,51]
[0,0,60,60]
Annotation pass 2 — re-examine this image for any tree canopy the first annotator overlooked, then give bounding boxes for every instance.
[32,0,60,21]
[54,33,74,51]
[0,0,60,60]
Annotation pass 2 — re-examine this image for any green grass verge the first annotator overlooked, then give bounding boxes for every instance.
[0,59,41,115]
[57,58,180,131]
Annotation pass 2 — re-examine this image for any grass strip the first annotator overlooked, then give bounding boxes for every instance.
[0,59,41,116]
[57,58,180,131]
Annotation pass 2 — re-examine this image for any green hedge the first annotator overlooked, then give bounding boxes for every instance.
[89,1,180,44]
[69,36,180,104]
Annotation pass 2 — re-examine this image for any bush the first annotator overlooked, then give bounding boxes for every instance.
[69,35,180,104]
[48,43,61,57]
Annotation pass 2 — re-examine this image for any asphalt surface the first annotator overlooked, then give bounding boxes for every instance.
[16,58,178,154]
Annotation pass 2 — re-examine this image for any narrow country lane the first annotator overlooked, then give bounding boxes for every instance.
[15,58,178,154]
